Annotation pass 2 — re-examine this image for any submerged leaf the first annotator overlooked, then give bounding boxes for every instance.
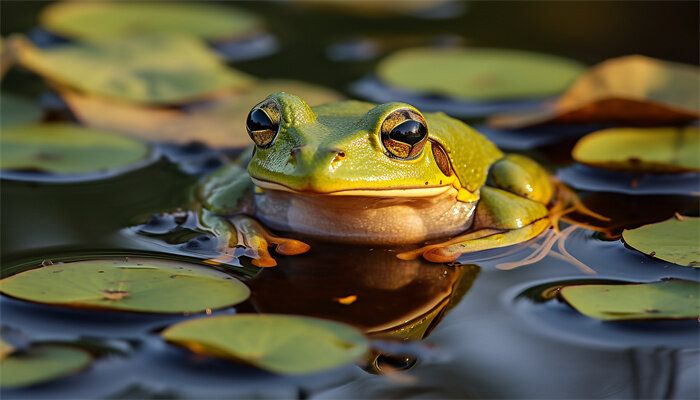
[16,34,253,104]
[162,314,368,374]
[376,47,584,101]
[0,258,250,314]
[0,345,92,388]
[62,80,344,148]
[622,216,700,267]
[1,93,43,127]
[40,1,262,42]
[490,55,700,128]
[0,123,149,175]
[572,127,699,173]
[560,280,700,321]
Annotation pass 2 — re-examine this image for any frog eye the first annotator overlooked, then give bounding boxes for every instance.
[246,99,281,148]
[380,109,428,159]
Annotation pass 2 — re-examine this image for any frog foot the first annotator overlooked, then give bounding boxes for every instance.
[201,212,309,268]
[548,178,611,234]
[397,219,551,263]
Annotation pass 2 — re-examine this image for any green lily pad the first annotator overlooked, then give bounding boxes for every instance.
[376,47,584,101]
[622,216,700,267]
[40,2,262,42]
[0,258,250,314]
[162,314,368,374]
[17,34,253,104]
[560,280,700,321]
[0,123,149,175]
[0,345,92,388]
[1,93,43,128]
[572,127,700,173]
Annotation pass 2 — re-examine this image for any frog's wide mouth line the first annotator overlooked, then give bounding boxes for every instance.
[250,177,453,198]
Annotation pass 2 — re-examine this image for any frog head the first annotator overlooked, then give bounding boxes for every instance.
[246,92,501,200]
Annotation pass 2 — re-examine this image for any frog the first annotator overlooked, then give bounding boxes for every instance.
[197,92,566,268]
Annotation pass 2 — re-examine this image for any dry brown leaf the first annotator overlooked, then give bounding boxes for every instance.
[489,55,700,129]
[62,80,344,148]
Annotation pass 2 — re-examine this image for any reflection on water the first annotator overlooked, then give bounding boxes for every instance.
[249,243,479,372]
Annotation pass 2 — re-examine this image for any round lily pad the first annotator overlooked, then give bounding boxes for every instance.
[1,93,43,128]
[17,34,253,104]
[0,123,149,175]
[162,314,368,374]
[0,258,250,314]
[622,216,700,267]
[572,127,700,173]
[40,1,262,42]
[376,47,584,101]
[0,345,92,388]
[560,280,699,321]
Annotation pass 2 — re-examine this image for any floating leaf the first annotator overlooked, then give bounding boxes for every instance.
[490,55,700,129]
[571,127,699,173]
[296,0,458,17]
[622,216,700,267]
[40,1,262,42]
[15,34,253,104]
[62,80,344,148]
[376,47,584,101]
[162,314,368,374]
[560,280,700,321]
[1,93,43,127]
[0,123,149,175]
[0,258,250,314]
[0,345,92,388]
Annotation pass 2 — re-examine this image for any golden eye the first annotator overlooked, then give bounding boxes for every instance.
[380,108,428,159]
[246,99,281,148]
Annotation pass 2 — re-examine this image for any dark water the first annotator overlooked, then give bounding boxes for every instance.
[2,1,700,399]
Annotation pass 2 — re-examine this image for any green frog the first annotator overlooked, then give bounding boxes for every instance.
[198,92,560,268]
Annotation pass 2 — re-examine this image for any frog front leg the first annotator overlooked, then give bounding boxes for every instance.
[198,153,309,267]
[398,155,552,263]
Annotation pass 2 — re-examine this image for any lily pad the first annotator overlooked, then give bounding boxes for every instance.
[560,280,700,321]
[0,123,149,175]
[40,1,262,42]
[162,314,368,374]
[1,93,43,127]
[376,47,584,101]
[490,55,700,129]
[0,258,250,314]
[15,34,253,104]
[0,345,92,388]
[571,127,699,173]
[62,79,344,148]
[622,216,700,267]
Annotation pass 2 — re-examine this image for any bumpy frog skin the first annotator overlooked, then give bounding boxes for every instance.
[199,92,556,267]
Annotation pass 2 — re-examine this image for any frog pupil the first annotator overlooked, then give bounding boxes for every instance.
[247,109,274,131]
[390,120,426,145]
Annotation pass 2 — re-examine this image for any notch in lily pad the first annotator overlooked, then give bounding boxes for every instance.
[0,258,250,314]
[559,280,700,321]
[0,123,150,178]
[162,314,369,375]
[622,215,700,267]
[571,127,699,173]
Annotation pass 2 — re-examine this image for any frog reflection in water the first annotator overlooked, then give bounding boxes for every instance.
[200,92,591,267]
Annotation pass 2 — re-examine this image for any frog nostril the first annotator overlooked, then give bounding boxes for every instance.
[331,149,346,163]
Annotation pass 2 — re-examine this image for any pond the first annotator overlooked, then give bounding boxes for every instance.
[1,1,699,398]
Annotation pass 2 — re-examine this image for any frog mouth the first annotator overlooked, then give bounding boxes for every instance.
[250,177,453,198]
